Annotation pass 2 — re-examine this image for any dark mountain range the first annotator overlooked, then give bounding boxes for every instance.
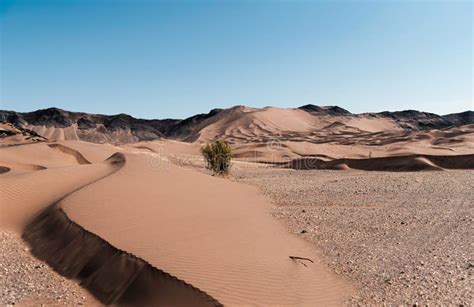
[0,108,178,143]
[0,105,472,144]
[298,105,352,116]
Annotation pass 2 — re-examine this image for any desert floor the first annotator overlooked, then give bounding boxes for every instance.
[1,231,99,306]
[233,166,473,305]
[0,140,472,305]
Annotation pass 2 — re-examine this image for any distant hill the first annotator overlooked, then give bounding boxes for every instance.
[0,108,178,143]
[0,105,472,144]
[298,104,352,116]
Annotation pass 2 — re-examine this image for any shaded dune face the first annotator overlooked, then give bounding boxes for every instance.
[289,154,474,171]
[47,143,92,165]
[0,166,10,174]
[22,205,222,307]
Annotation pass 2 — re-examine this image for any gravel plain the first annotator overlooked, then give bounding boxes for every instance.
[0,231,96,306]
[233,167,474,305]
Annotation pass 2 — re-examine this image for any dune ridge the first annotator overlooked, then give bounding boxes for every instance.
[55,151,351,306]
[4,147,221,305]
[1,142,351,305]
[22,204,222,307]
[289,153,474,171]
[47,143,92,164]
[0,150,125,231]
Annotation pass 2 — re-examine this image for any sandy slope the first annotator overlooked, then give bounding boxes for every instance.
[146,106,473,163]
[186,106,404,144]
[231,124,474,164]
[0,123,47,145]
[0,143,124,231]
[0,141,352,305]
[25,123,150,144]
[58,150,351,305]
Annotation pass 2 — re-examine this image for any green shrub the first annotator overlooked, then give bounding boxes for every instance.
[201,140,232,174]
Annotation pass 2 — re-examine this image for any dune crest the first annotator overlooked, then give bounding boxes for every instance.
[47,143,92,164]
[0,149,125,231]
[1,141,352,305]
[54,150,352,305]
[23,205,222,306]
[289,154,474,172]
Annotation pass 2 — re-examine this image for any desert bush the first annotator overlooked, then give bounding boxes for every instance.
[201,140,232,174]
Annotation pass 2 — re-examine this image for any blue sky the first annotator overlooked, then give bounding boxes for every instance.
[0,0,472,119]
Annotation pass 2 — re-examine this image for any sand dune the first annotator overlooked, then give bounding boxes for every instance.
[38,118,471,174]
[0,162,46,172]
[289,154,474,172]
[0,123,47,144]
[55,140,125,162]
[23,205,221,307]
[229,124,474,163]
[47,143,92,164]
[1,141,352,305]
[187,106,404,144]
[26,123,151,144]
[3,107,472,167]
[3,106,472,145]
[0,142,89,169]
[0,147,124,231]
[165,107,473,163]
[57,150,351,305]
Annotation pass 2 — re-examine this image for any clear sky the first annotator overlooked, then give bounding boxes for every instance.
[0,0,472,119]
